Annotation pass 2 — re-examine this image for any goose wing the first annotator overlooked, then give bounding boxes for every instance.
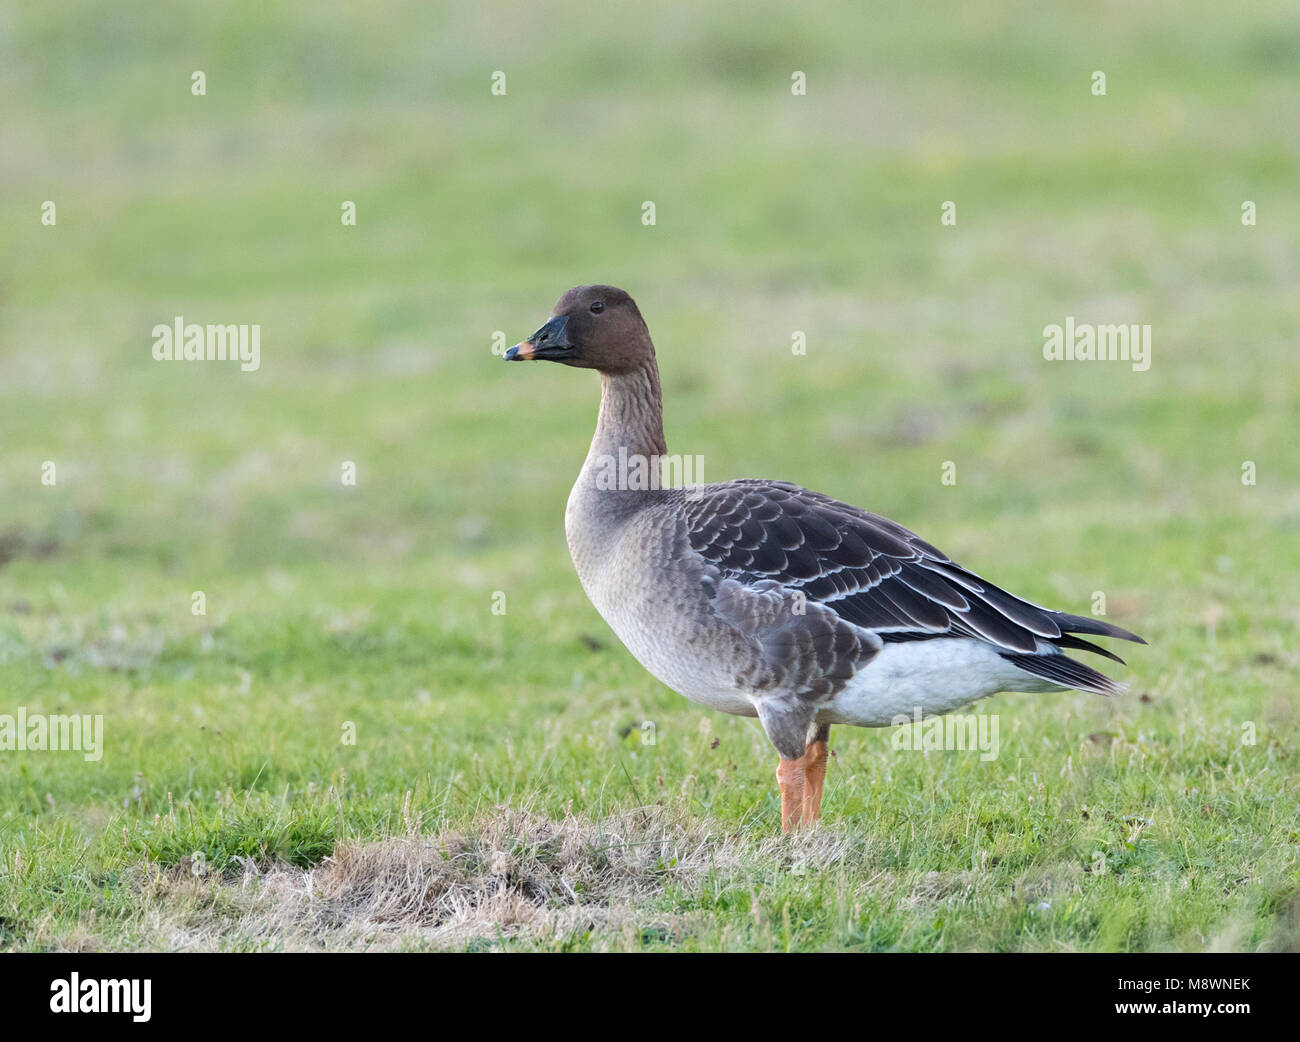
[682,479,1144,660]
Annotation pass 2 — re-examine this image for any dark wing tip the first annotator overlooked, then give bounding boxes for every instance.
[1053,633,1127,665]
[1053,612,1146,645]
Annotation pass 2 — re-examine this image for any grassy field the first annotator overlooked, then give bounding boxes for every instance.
[1,0,1298,951]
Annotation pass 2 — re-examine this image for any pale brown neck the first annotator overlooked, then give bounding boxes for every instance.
[567,356,667,554]
[587,358,667,464]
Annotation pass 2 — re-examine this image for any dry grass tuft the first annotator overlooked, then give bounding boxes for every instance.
[111,806,862,951]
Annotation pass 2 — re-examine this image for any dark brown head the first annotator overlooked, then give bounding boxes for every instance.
[504,285,653,373]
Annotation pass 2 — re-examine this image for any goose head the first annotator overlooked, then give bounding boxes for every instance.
[505,285,652,373]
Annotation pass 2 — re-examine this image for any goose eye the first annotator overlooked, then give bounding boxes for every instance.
[590,301,604,314]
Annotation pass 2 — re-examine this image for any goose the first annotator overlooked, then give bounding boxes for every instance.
[505,285,1145,833]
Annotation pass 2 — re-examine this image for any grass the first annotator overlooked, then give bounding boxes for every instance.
[0,0,1298,951]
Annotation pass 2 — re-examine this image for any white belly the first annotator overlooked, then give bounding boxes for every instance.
[818,639,1055,727]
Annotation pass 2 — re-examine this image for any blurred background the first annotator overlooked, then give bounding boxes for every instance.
[0,1,1297,950]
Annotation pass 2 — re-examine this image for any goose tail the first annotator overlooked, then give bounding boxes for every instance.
[1000,651,1128,696]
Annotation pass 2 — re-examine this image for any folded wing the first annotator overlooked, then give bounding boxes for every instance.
[682,480,1143,693]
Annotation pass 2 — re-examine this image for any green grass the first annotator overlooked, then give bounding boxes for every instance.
[1,0,1297,951]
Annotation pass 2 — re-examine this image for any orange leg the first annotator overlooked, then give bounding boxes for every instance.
[776,755,807,834]
[801,737,829,826]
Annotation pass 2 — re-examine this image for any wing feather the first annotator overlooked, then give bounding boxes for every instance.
[683,479,1144,663]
